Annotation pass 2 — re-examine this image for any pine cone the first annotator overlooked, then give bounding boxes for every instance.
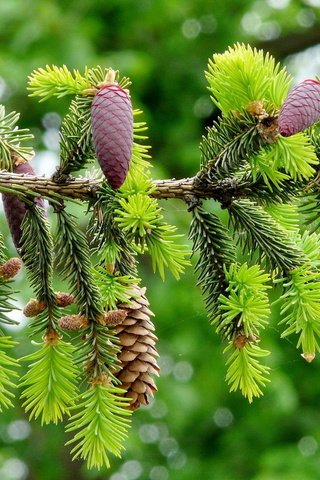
[278,79,320,137]
[105,286,159,410]
[2,162,45,250]
[91,81,133,189]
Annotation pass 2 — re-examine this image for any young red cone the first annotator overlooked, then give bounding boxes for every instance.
[91,75,133,189]
[278,79,320,137]
[2,162,45,250]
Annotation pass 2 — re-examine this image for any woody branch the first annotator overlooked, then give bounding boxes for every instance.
[0,171,256,203]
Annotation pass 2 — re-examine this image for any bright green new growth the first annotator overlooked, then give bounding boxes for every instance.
[218,263,271,337]
[66,384,132,470]
[0,106,34,169]
[224,342,270,403]
[28,65,92,101]
[0,336,19,411]
[20,339,79,424]
[206,43,292,114]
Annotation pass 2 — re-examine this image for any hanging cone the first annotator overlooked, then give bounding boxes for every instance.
[2,162,45,250]
[103,285,160,410]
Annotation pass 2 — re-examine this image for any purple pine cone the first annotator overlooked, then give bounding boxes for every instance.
[279,79,320,137]
[91,84,133,189]
[2,162,45,250]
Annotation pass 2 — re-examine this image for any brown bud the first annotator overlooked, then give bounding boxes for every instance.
[23,298,47,317]
[98,309,128,326]
[58,314,89,330]
[55,292,74,308]
[301,352,315,363]
[233,333,259,349]
[246,101,266,117]
[0,257,22,280]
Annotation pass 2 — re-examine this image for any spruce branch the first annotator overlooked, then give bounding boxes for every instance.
[189,206,235,322]
[217,263,271,339]
[224,342,271,403]
[88,183,138,277]
[54,205,103,319]
[28,65,91,101]
[200,110,268,178]
[20,205,55,306]
[20,336,79,424]
[0,106,34,169]
[0,336,19,411]
[206,43,291,114]
[57,95,95,177]
[228,199,304,272]
[279,266,320,360]
[0,170,306,205]
[66,381,132,470]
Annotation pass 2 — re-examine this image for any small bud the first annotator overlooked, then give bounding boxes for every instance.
[301,352,315,363]
[98,309,128,326]
[246,101,266,117]
[55,292,75,308]
[233,333,259,349]
[23,298,46,317]
[58,314,89,330]
[0,257,22,280]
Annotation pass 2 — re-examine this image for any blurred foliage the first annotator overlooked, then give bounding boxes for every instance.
[2,0,320,479]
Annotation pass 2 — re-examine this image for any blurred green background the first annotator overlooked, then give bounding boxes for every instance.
[1,1,320,479]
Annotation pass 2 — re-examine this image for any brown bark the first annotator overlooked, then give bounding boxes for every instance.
[0,171,247,203]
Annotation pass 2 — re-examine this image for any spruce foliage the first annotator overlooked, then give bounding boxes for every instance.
[2,43,320,469]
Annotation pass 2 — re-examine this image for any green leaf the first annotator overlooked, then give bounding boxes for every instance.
[264,203,300,233]
[0,336,19,411]
[54,207,103,320]
[228,199,303,272]
[21,206,55,306]
[89,184,137,278]
[218,263,270,338]
[145,224,191,280]
[224,342,271,402]
[66,382,132,470]
[200,110,263,178]
[93,270,140,310]
[115,193,162,240]
[20,338,79,425]
[28,65,91,101]
[58,95,95,176]
[189,206,235,322]
[297,230,320,268]
[279,266,320,358]
[0,105,34,169]
[206,43,291,114]
[264,134,318,181]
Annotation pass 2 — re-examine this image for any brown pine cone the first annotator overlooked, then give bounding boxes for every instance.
[105,285,159,410]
